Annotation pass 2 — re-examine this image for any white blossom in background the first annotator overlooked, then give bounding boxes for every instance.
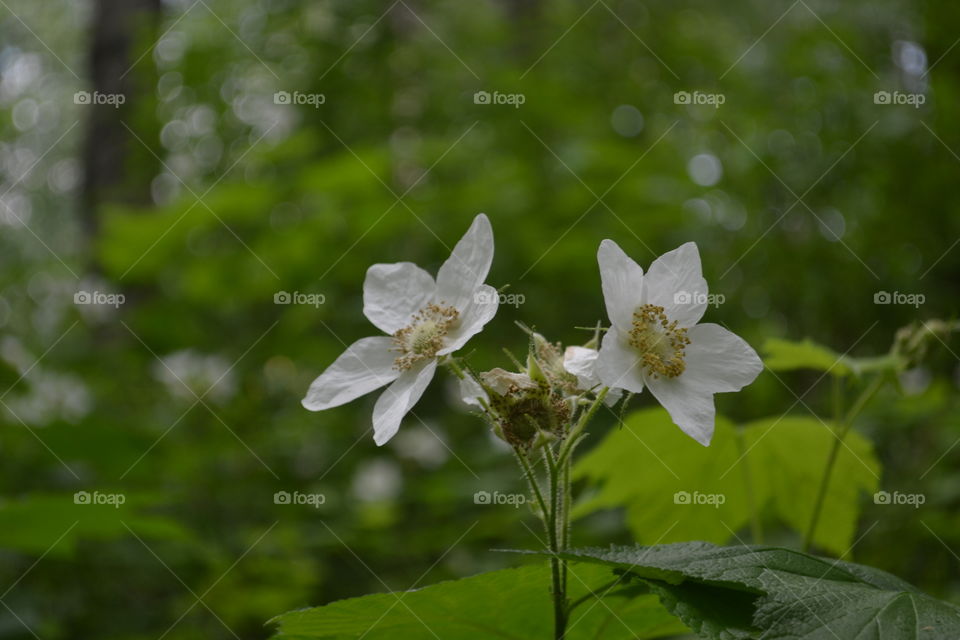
[302,214,498,446]
[391,424,450,469]
[595,240,762,445]
[0,336,91,425]
[351,458,403,503]
[152,349,236,404]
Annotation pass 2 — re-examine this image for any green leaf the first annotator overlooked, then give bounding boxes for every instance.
[763,338,852,376]
[573,408,880,555]
[531,542,960,639]
[742,415,880,553]
[270,563,688,639]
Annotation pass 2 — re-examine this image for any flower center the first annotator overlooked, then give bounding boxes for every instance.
[392,303,459,370]
[627,304,690,378]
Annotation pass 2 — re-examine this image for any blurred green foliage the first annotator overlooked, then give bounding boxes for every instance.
[574,408,880,556]
[1,0,960,638]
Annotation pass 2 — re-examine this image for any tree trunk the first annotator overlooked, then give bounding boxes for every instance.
[81,0,162,239]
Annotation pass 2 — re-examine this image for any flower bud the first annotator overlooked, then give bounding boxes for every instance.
[478,368,571,449]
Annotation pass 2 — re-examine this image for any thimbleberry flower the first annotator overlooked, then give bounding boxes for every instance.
[595,240,762,445]
[302,214,499,445]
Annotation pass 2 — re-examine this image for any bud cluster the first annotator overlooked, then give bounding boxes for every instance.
[461,327,606,450]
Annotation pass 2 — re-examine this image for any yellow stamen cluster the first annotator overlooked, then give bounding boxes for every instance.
[392,303,459,370]
[627,304,691,378]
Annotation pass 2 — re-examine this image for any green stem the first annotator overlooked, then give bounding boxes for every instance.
[560,453,571,596]
[514,389,611,639]
[545,447,567,639]
[515,449,548,523]
[443,356,467,379]
[557,388,609,468]
[803,374,886,552]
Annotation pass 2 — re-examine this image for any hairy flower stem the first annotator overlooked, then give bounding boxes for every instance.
[514,447,563,635]
[546,448,566,639]
[515,450,548,522]
[804,374,886,551]
[540,390,610,638]
[512,389,612,638]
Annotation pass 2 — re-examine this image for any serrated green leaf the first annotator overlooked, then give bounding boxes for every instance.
[534,542,960,639]
[573,408,880,555]
[269,562,688,639]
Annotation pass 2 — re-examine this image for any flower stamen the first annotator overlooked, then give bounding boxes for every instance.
[392,303,459,370]
[627,304,690,378]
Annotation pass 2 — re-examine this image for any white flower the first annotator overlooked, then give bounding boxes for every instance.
[595,240,762,445]
[302,214,499,445]
[562,346,622,406]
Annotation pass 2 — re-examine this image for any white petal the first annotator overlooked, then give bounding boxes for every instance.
[563,346,601,390]
[565,346,622,403]
[435,214,495,312]
[645,374,716,446]
[372,360,437,446]
[363,262,436,334]
[437,284,498,355]
[683,323,763,393]
[644,242,709,327]
[596,328,645,394]
[302,337,400,411]
[459,375,487,407]
[603,388,624,406]
[597,239,644,331]
[480,368,537,395]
